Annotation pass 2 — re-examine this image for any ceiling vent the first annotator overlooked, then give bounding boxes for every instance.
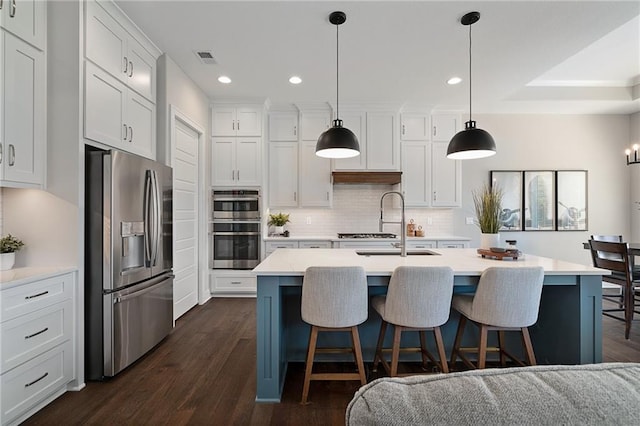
[194,50,217,65]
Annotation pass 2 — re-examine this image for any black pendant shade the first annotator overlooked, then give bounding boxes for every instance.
[447,120,496,160]
[446,11,496,160]
[316,119,360,159]
[316,11,360,159]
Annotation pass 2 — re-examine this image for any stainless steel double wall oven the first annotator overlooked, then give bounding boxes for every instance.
[210,189,261,269]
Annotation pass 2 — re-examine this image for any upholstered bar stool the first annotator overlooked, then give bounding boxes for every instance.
[450,266,544,369]
[372,266,454,376]
[301,266,368,404]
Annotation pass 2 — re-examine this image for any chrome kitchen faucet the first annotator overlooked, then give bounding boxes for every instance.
[379,191,407,257]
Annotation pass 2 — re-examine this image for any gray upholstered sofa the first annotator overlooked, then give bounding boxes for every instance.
[346,363,640,425]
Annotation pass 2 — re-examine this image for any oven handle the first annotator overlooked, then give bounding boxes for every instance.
[213,197,260,202]
[212,232,261,236]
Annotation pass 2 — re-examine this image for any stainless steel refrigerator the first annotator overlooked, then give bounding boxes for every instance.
[85,147,173,380]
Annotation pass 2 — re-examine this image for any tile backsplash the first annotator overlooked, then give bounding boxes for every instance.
[269,185,454,237]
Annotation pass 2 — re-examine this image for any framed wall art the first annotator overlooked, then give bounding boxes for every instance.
[524,171,555,231]
[490,171,523,231]
[556,170,588,231]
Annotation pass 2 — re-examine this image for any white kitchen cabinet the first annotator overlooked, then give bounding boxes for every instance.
[269,112,298,141]
[298,240,332,249]
[337,241,398,249]
[401,144,461,208]
[0,31,45,188]
[84,62,155,159]
[431,141,461,207]
[0,271,76,425]
[401,141,431,206]
[264,240,332,257]
[436,240,469,248]
[332,111,366,170]
[211,136,261,186]
[431,113,460,141]
[210,270,256,296]
[300,111,331,141]
[299,141,331,207]
[406,240,437,249]
[332,111,397,171]
[366,111,398,170]
[85,0,156,102]
[268,142,298,207]
[0,0,46,50]
[212,105,262,137]
[400,113,430,141]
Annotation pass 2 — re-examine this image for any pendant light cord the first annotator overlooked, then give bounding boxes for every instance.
[336,22,340,120]
[468,22,472,123]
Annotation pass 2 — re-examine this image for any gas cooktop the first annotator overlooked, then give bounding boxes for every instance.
[337,233,397,239]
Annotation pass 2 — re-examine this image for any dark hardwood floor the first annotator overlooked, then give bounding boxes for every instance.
[25,298,640,426]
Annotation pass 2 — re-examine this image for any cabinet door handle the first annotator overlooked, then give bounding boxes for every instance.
[433,126,436,137]
[25,372,49,388]
[25,290,49,300]
[402,124,405,135]
[123,56,128,74]
[237,121,240,131]
[293,125,297,136]
[232,121,235,131]
[231,170,235,180]
[0,144,3,164]
[230,281,242,285]
[433,191,437,201]
[8,144,15,166]
[129,61,133,78]
[0,0,4,11]
[25,327,49,339]
[129,126,133,142]
[10,0,16,17]
[236,170,239,180]
[123,124,128,140]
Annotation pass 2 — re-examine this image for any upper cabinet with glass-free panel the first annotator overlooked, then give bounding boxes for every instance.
[0,0,46,50]
[269,112,298,141]
[212,105,262,137]
[431,113,460,142]
[400,113,430,141]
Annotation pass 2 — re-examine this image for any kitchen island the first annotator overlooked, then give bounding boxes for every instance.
[253,248,607,402]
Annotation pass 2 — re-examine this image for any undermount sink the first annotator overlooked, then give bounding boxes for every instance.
[356,250,440,256]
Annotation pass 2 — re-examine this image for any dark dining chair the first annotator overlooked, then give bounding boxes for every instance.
[588,239,640,339]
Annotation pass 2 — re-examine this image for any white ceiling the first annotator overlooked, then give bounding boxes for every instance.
[116,0,640,114]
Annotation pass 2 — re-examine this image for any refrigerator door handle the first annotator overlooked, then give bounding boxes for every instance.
[144,170,153,265]
[114,274,174,303]
[151,170,161,266]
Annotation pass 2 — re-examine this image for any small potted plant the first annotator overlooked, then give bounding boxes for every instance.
[0,234,25,270]
[472,184,503,249]
[268,212,290,235]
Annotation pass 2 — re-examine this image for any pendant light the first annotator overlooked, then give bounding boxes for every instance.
[316,11,360,159]
[446,11,496,160]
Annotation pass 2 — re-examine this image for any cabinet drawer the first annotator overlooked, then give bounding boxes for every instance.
[265,241,298,250]
[1,273,74,321]
[407,241,436,249]
[298,241,332,249]
[211,276,257,294]
[338,241,396,249]
[436,241,468,248]
[1,340,73,425]
[1,300,73,374]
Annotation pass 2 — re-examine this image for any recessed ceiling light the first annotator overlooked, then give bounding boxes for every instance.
[218,75,231,84]
[289,76,302,85]
[447,77,462,85]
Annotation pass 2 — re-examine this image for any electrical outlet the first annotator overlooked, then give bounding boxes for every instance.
[466,217,475,225]
[306,216,312,225]
[427,217,433,225]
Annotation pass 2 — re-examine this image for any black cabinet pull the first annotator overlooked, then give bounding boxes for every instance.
[25,372,48,388]
[25,327,49,339]
[25,291,48,300]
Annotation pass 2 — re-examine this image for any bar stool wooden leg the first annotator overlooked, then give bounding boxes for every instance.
[301,326,319,404]
[478,324,488,369]
[521,327,537,366]
[350,326,367,385]
[372,321,388,373]
[498,330,507,367]
[390,326,402,377]
[433,326,449,373]
[450,315,467,367]
[419,330,428,370]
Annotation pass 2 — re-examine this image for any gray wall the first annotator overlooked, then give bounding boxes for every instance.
[453,114,632,265]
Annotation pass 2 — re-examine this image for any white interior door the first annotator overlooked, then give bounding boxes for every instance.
[173,116,200,320]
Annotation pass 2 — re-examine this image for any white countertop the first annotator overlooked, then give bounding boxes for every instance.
[264,235,471,242]
[252,248,606,276]
[0,266,77,288]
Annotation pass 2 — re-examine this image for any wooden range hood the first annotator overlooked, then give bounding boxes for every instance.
[332,171,402,185]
